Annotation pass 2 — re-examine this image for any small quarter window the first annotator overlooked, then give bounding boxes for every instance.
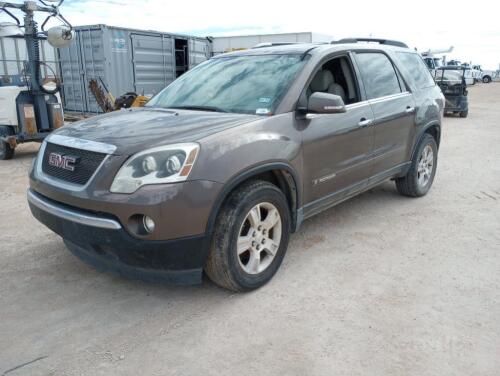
[396,52,436,90]
[354,52,402,99]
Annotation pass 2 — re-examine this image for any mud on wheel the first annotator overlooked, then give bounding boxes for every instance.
[205,180,291,292]
[396,133,438,197]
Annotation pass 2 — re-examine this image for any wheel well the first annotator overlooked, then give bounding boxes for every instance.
[209,168,299,235]
[424,124,441,148]
[235,170,298,230]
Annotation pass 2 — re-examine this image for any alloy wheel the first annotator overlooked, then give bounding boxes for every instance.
[417,144,434,187]
[237,202,282,275]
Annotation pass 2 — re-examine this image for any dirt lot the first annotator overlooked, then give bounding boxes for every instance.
[1,84,499,376]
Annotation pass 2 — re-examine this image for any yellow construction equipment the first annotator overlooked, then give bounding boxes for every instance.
[89,78,149,113]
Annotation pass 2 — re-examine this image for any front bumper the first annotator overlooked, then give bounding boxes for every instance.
[28,189,209,284]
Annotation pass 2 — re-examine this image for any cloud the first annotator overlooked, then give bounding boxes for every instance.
[1,0,499,67]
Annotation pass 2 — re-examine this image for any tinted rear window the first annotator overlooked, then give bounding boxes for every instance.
[396,52,435,90]
[355,52,402,99]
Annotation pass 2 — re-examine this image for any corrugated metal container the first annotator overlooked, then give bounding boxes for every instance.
[0,36,59,78]
[58,25,211,113]
[211,32,334,55]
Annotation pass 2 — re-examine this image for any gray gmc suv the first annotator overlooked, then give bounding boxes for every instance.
[28,39,444,291]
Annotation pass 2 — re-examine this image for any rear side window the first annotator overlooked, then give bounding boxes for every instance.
[355,52,402,99]
[396,52,435,90]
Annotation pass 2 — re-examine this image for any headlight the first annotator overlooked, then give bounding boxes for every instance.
[110,143,200,193]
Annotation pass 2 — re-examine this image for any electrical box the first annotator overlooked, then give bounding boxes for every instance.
[18,103,38,136]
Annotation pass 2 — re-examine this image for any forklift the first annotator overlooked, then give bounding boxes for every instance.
[0,0,73,160]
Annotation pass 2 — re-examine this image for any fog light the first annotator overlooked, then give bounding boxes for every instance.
[143,215,155,233]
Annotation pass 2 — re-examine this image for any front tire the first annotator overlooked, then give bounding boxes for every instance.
[396,134,438,197]
[483,76,492,83]
[205,180,291,292]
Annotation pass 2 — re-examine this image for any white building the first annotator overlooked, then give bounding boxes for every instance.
[211,32,334,55]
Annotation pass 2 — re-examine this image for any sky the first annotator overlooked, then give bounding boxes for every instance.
[2,0,500,69]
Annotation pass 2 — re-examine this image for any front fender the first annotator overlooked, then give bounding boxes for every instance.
[191,112,303,185]
[192,112,303,236]
[204,161,302,237]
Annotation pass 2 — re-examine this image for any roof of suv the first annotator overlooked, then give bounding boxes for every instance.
[212,42,412,59]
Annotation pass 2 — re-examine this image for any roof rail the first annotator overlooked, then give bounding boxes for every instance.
[331,38,408,48]
[251,42,299,49]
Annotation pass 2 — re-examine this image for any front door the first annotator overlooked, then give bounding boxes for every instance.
[300,55,375,217]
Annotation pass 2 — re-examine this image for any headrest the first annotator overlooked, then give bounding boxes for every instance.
[310,70,334,92]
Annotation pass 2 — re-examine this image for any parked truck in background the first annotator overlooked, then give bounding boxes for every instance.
[472,64,496,83]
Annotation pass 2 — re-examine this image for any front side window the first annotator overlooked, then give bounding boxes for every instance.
[306,56,361,105]
[396,52,435,90]
[354,52,402,99]
[147,54,308,115]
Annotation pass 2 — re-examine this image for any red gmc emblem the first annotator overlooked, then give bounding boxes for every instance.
[48,153,78,171]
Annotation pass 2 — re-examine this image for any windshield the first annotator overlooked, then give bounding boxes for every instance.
[146,54,307,115]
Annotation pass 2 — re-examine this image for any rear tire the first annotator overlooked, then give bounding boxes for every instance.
[205,180,291,292]
[0,126,15,160]
[459,110,468,118]
[396,134,438,197]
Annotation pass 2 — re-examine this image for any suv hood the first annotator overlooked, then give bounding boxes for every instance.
[53,108,260,155]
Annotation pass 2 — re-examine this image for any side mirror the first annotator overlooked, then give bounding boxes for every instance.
[308,92,346,114]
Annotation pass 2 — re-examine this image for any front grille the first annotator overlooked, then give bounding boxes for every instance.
[41,142,107,185]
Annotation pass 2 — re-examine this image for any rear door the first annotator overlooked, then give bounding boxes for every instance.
[131,34,175,96]
[354,51,416,178]
[188,38,209,69]
[79,28,108,113]
[58,31,89,113]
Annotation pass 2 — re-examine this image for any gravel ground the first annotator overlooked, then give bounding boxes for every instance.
[1,83,499,376]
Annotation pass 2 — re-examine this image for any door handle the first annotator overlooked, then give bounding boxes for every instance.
[358,118,373,128]
[405,106,416,114]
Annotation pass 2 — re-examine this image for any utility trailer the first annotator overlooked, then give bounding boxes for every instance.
[0,69,63,158]
[0,0,72,160]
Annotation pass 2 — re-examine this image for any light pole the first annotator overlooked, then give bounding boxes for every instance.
[0,0,72,131]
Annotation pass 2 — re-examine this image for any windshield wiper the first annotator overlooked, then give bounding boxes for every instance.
[168,105,228,113]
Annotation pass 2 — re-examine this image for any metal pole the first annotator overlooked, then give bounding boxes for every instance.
[23,6,50,130]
